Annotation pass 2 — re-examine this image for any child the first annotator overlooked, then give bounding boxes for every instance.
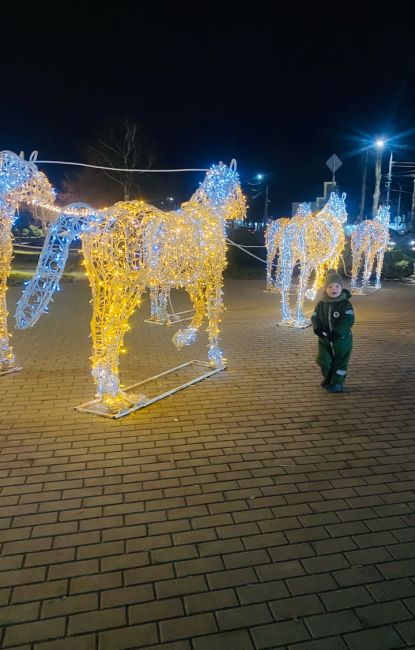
[311,269,355,393]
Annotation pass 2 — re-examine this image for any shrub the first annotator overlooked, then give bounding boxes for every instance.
[382,248,414,279]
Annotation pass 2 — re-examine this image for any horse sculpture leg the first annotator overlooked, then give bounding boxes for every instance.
[0,224,17,373]
[89,272,142,411]
[150,286,170,324]
[351,249,362,293]
[278,245,294,323]
[172,282,205,349]
[363,249,375,292]
[294,263,312,328]
[374,249,385,289]
[205,274,226,368]
[266,238,277,290]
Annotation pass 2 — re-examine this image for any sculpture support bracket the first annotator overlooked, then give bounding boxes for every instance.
[75,359,225,419]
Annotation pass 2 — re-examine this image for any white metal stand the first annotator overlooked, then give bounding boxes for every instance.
[76,359,225,419]
[144,309,195,326]
[0,366,22,377]
[277,320,311,329]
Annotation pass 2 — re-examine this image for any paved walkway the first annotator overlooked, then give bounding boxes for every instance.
[1,279,415,649]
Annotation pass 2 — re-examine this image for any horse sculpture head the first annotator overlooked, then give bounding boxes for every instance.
[194,161,246,222]
[295,202,312,219]
[375,204,390,226]
[325,191,347,224]
[0,150,55,214]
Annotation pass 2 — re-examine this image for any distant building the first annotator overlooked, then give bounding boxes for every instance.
[292,181,338,216]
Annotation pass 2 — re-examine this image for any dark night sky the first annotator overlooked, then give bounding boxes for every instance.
[2,1,415,216]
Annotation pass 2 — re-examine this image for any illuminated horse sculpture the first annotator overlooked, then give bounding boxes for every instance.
[351,205,390,293]
[276,193,347,327]
[16,163,246,411]
[264,217,290,290]
[0,151,54,375]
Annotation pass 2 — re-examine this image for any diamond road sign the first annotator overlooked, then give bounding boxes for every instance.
[326,154,343,174]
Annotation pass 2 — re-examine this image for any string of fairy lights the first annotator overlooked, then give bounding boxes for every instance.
[1,148,394,411]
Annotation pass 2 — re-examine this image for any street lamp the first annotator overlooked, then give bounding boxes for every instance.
[371,138,396,216]
[248,173,270,229]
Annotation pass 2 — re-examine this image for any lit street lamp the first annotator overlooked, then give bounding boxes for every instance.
[247,173,270,229]
[372,139,385,216]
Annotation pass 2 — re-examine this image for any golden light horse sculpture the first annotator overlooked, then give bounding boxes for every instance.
[16,162,246,412]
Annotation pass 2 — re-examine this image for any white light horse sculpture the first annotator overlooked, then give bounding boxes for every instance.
[16,163,246,412]
[276,193,347,327]
[351,205,390,293]
[0,151,54,375]
[264,217,290,290]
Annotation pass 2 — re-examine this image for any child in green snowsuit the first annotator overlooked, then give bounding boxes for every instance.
[311,270,355,393]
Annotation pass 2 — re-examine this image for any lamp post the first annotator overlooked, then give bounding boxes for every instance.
[248,173,270,230]
[372,139,385,216]
[359,150,368,221]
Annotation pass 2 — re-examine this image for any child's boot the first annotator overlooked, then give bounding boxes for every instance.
[326,383,344,393]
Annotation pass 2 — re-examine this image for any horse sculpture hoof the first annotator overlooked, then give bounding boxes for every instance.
[293,318,310,329]
[102,391,146,414]
[208,347,226,369]
[305,289,316,300]
[172,327,198,349]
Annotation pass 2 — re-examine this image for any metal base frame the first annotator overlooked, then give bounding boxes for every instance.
[0,366,23,377]
[144,309,195,326]
[277,320,311,329]
[76,359,226,419]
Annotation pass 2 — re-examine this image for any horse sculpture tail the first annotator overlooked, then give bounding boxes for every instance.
[15,203,94,329]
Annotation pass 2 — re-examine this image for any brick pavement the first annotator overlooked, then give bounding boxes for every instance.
[0,278,415,649]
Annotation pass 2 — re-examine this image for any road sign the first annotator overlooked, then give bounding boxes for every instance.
[326,154,343,178]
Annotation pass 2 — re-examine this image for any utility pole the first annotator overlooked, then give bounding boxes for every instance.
[263,184,269,228]
[372,149,382,216]
[397,182,402,218]
[385,150,393,207]
[359,150,368,221]
[411,178,415,232]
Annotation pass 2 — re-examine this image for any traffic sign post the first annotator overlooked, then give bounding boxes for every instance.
[326,154,343,182]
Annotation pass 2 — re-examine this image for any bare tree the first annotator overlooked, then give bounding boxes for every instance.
[59,168,120,208]
[87,118,156,201]
[25,203,55,234]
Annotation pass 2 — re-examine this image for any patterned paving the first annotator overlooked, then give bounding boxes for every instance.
[0,278,414,649]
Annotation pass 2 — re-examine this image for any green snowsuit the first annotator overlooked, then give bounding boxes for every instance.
[311,289,355,385]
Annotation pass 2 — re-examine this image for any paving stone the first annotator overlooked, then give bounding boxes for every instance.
[251,620,310,648]
[99,623,158,649]
[304,610,362,637]
[193,630,254,650]
[216,603,272,630]
[344,625,405,650]
[160,613,217,642]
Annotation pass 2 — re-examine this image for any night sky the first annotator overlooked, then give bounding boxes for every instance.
[2,1,415,216]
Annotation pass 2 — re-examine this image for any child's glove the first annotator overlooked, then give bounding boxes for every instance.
[314,328,328,338]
